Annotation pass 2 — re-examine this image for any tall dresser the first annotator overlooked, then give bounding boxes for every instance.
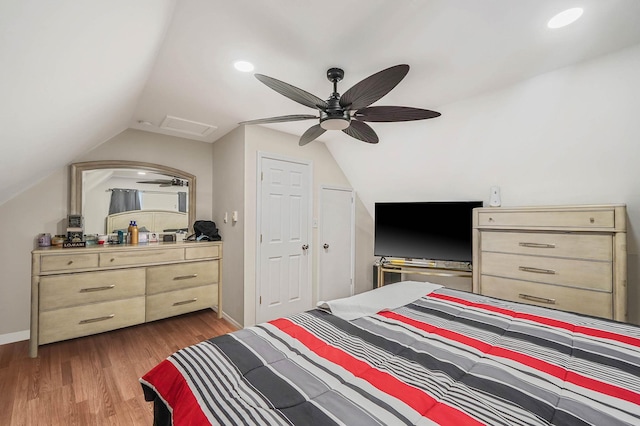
[472,205,627,321]
[30,241,222,357]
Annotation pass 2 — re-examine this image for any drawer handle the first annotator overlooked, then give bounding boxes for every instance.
[174,274,198,280]
[67,260,73,265]
[519,242,556,249]
[79,314,115,324]
[519,266,556,275]
[519,294,556,305]
[173,298,197,306]
[79,285,116,293]
[111,253,156,262]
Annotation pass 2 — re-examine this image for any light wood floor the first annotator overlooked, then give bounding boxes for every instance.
[0,309,237,425]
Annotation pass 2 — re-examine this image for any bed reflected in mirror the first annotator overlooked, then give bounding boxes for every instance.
[70,161,196,236]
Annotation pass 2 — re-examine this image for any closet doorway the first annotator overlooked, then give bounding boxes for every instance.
[318,186,355,302]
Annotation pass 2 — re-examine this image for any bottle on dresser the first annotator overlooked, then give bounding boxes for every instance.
[130,221,139,245]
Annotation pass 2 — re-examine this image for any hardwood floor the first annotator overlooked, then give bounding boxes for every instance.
[0,309,237,425]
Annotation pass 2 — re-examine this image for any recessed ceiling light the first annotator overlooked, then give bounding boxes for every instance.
[547,7,584,29]
[234,61,255,72]
[137,172,146,175]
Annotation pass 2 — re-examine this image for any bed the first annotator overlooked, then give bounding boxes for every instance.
[140,281,640,425]
[105,209,188,234]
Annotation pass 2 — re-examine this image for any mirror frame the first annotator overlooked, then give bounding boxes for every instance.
[70,160,196,234]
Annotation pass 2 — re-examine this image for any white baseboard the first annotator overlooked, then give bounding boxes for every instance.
[0,329,29,346]
[221,311,242,330]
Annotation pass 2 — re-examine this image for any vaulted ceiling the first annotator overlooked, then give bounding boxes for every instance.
[2,0,640,205]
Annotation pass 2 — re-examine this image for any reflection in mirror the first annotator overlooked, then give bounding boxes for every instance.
[71,161,196,236]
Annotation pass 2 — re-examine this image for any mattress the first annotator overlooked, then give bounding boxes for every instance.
[140,284,640,425]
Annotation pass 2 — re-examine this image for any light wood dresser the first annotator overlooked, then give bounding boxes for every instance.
[30,241,222,357]
[472,205,627,321]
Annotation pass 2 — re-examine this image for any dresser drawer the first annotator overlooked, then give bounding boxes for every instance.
[39,296,145,344]
[480,276,612,318]
[481,252,612,291]
[40,253,99,272]
[477,209,615,229]
[146,260,219,294]
[480,232,612,261]
[39,269,146,311]
[99,248,183,267]
[185,244,221,260]
[146,284,217,322]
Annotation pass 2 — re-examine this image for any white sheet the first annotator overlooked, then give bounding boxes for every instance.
[317,281,443,321]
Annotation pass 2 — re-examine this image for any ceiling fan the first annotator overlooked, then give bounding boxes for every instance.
[136,178,188,187]
[239,64,441,146]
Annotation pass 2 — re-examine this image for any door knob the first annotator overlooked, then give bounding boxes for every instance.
[323,243,329,249]
[302,244,309,250]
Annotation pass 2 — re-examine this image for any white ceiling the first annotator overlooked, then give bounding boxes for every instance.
[2,0,640,205]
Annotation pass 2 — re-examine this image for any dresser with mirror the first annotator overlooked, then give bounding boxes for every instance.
[29,161,222,357]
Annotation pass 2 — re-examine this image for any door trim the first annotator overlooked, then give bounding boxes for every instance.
[317,185,355,301]
[255,151,313,323]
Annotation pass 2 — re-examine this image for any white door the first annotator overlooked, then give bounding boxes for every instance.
[257,154,312,323]
[319,186,355,302]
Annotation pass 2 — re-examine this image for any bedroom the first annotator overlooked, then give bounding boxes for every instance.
[1,0,640,424]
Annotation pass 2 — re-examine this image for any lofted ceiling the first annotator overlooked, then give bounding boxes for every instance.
[2,0,640,205]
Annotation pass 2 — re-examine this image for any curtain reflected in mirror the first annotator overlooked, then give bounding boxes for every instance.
[108,189,142,214]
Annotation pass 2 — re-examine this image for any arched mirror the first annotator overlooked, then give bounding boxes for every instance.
[70,161,196,236]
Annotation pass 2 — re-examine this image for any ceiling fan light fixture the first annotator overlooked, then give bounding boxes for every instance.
[320,110,350,130]
[320,117,350,130]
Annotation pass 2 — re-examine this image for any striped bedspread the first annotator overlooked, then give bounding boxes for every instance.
[140,288,640,425]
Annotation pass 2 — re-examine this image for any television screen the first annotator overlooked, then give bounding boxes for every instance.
[374,201,482,262]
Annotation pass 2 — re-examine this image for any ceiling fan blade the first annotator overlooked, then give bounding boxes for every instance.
[239,114,318,125]
[299,124,326,146]
[255,74,329,110]
[342,121,379,144]
[339,64,409,111]
[354,106,441,122]
[137,180,173,184]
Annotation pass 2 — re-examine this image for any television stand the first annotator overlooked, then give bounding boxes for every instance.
[374,259,472,288]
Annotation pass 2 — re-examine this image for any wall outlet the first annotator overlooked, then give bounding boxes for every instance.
[489,186,501,207]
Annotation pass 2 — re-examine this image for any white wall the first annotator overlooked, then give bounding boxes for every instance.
[328,43,640,324]
[0,129,213,339]
[211,126,246,327]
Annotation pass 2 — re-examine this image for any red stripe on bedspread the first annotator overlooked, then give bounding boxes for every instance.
[380,311,640,405]
[141,359,210,426]
[270,317,484,426]
[428,293,640,348]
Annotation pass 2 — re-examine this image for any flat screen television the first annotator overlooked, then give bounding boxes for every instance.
[374,201,483,263]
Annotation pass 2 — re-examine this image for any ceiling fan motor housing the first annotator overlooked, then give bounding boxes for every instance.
[320,75,350,130]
